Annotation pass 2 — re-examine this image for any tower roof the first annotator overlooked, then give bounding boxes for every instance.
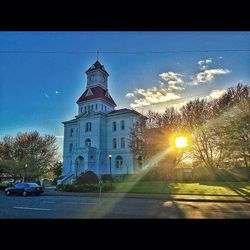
[85,60,109,76]
[76,86,116,106]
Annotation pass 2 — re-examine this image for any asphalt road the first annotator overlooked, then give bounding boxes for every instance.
[0,192,250,218]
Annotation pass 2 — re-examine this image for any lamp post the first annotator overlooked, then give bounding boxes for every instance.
[23,164,28,182]
[108,152,112,186]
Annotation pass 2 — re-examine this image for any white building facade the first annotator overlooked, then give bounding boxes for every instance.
[61,60,143,183]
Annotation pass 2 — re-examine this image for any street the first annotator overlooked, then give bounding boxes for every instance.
[1,191,250,218]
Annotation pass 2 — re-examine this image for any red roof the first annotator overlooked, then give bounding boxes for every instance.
[85,60,109,75]
[76,86,117,106]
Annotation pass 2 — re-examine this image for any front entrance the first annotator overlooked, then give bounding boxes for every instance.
[75,156,84,177]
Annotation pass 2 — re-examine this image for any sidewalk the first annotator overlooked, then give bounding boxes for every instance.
[44,189,250,203]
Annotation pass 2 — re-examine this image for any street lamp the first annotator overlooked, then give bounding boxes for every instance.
[23,164,28,182]
[108,152,112,186]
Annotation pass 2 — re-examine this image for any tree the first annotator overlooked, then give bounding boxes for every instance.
[220,98,250,167]
[129,115,148,166]
[53,161,63,178]
[182,83,250,170]
[0,131,59,181]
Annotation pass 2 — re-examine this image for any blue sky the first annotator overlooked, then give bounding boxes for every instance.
[0,32,250,156]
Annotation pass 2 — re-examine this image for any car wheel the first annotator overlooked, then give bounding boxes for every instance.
[22,191,28,197]
[6,191,11,196]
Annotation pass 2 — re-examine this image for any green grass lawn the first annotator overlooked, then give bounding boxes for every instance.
[110,181,250,196]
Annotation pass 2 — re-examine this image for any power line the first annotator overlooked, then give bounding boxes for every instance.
[0,49,250,55]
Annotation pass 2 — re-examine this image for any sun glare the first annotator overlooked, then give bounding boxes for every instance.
[175,136,188,148]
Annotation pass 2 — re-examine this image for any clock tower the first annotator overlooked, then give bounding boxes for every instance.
[86,60,109,90]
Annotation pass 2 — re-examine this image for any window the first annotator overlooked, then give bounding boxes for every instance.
[69,143,73,152]
[88,105,90,112]
[113,121,117,131]
[80,107,83,113]
[70,128,74,137]
[113,138,117,149]
[85,138,91,147]
[121,120,125,130]
[105,106,107,111]
[116,156,123,168]
[121,137,125,148]
[96,104,98,110]
[102,104,103,110]
[92,104,93,110]
[85,122,91,132]
[85,106,87,112]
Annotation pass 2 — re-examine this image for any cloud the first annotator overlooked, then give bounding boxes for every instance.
[55,135,64,139]
[129,86,181,108]
[198,58,212,70]
[126,59,231,109]
[45,94,50,99]
[193,68,231,84]
[208,89,227,99]
[55,91,59,94]
[159,72,185,90]
[219,56,223,59]
[198,58,212,65]
[125,93,135,98]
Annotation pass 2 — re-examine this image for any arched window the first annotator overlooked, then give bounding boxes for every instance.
[85,138,91,148]
[69,143,73,152]
[116,156,123,168]
[70,128,74,137]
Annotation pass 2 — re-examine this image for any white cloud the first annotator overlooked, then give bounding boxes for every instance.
[198,58,212,70]
[129,86,181,108]
[125,93,135,98]
[194,68,231,84]
[159,72,185,91]
[45,94,50,99]
[55,135,64,139]
[198,58,212,65]
[55,91,59,94]
[208,89,227,99]
[206,59,212,64]
[127,59,231,108]
[219,56,223,59]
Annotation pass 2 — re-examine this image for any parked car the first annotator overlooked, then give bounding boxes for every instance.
[5,183,44,197]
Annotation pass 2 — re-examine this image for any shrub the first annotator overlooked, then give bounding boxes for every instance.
[57,184,99,192]
[57,183,115,192]
[76,171,99,185]
[0,183,12,190]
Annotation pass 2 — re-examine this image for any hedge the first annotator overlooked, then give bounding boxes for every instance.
[57,183,115,192]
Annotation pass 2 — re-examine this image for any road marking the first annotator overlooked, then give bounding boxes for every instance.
[43,201,55,204]
[13,206,52,211]
[64,202,98,205]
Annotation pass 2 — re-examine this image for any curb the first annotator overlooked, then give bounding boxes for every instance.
[43,191,250,203]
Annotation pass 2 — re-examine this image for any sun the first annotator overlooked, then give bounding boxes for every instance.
[175,136,188,148]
